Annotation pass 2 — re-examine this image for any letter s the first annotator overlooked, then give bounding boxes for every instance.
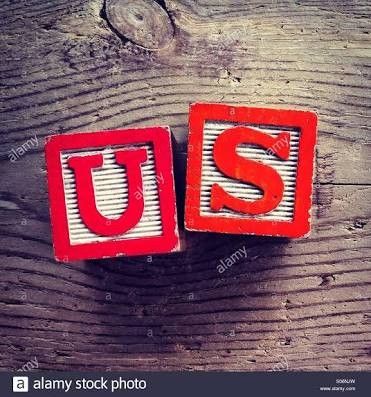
[210,126,290,215]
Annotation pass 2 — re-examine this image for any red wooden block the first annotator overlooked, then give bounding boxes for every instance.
[45,127,180,262]
[185,103,317,238]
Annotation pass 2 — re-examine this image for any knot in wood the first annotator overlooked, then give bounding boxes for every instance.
[105,0,174,50]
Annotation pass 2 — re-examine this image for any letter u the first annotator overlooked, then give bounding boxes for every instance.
[68,148,147,236]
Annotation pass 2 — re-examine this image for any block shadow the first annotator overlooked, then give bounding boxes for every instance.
[84,144,292,370]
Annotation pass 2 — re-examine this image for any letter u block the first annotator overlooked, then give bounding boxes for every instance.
[45,127,180,261]
[185,103,317,238]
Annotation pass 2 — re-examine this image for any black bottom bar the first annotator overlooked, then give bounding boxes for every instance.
[5,372,370,397]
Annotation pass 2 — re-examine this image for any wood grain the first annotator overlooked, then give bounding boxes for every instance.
[0,0,370,371]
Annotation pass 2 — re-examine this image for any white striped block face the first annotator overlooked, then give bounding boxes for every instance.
[201,122,299,222]
[45,127,180,262]
[61,144,162,245]
[185,103,317,238]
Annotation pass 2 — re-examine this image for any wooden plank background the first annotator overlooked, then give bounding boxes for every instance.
[0,0,370,371]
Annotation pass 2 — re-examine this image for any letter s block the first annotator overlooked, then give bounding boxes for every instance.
[185,103,317,238]
[45,127,180,261]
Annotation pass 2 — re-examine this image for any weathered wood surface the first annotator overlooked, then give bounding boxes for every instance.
[0,0,370,371]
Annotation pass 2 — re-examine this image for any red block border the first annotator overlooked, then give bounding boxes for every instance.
[45,127,180,262]
[185,103,318,238]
